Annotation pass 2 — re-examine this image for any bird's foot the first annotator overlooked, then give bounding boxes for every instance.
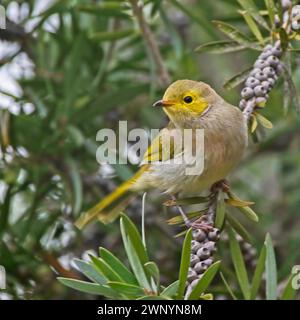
[171,195,192,227]
[191,215,214,232]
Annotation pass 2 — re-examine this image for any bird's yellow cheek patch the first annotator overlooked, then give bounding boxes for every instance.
[188,100,209,115]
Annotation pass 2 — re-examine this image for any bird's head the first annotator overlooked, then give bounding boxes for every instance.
[153,80,218,126]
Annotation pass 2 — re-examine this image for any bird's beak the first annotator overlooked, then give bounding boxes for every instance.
[152,100,175,107]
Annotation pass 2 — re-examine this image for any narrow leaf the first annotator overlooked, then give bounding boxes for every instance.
[264,0,275,26]
[107,282,145,297]
[250,245,266,299]
[212,20,255,47]
[57,278,118,297]
[265,233,277,300]
[73,259,106,285]
[120,218,151,290]
[89,30,134,42]
[89,255,123,283]
[176,228,192,299]
[144,261,160,288]
[281,274,297,300]
[167,210,206,225]
[99,247,138,285]
[121,214,149,265]
[226,212,252,243]
[223,67,252,90]
[220,271,238,300]
[240,10,264,45]
[255,113,273,129]
[228,227,251,299]
[187,261,221,300]
[161,280,179,298]
[237,205,259,222]
[237,0,269,30]
[195,40,246,54]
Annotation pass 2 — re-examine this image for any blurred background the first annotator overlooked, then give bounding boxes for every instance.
[0,0,299,299]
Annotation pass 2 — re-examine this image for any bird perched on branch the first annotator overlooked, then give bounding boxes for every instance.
[76,80,248,229]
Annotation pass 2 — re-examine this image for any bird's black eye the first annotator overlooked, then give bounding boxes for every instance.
[183,96,193,104]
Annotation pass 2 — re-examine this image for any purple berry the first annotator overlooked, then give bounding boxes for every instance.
[245,77,260,88]
[266,55,279,67]
[241,87,254,99]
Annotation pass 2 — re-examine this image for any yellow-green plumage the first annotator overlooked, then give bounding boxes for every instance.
[75,80,248,229]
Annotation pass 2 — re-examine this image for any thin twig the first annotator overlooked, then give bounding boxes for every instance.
[130,0,171,87]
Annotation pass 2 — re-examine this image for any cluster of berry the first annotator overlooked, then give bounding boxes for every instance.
[186,227,220,296]
[275,1,300,31]
[240,41,283,112]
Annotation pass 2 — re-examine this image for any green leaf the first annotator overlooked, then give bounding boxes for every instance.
[107,281,145,298]
[161,280,179,298]
[120,217,151,290]
[144,261,160,288]
[250,245,266,299]
[137,295,172,300]
[76,2,130,18]
[228,227,251,299]
[120,214,149,265]
[212,20,254,47]
[215,193,226,229]
[237,0,269,30]
[176,228,192,299]
[255,113,273,129]
[282,65,300,113]
[195,40,246,54]
[279,28,288,52]
[223,67,252,90]
[226,212,252,243]
[99,247,138,285]
[236,205,259,222]
[220,271,238,300]
[265,233,277,300]
[89,30,135,42]
[264,0,275,26]
[166,210,206,225]
[73,259,106,285]
[240,10,264,45]
[57,278,118,297]
[67,158,82,217]
[281,274,297,300]
[89,255,123,283]
[62,34,85,116]
[187,261,221,300]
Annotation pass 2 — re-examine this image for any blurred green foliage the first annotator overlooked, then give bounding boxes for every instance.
[0,0,299,299]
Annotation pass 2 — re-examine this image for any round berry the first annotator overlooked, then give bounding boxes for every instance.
[254,59,269,69]
[254,85,266,97]
[241,87,254,99]
[262,66,275,77]
[245,77,260,88]
[266,55,279,67]
[254,71,268,81]
[261,81,270,91]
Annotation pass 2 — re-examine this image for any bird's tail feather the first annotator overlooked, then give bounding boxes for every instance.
[75,166,147,229]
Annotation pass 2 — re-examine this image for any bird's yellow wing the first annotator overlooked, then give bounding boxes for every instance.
[141,122,183,164]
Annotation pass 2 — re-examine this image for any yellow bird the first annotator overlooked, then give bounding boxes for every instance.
[76,80,248,229]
